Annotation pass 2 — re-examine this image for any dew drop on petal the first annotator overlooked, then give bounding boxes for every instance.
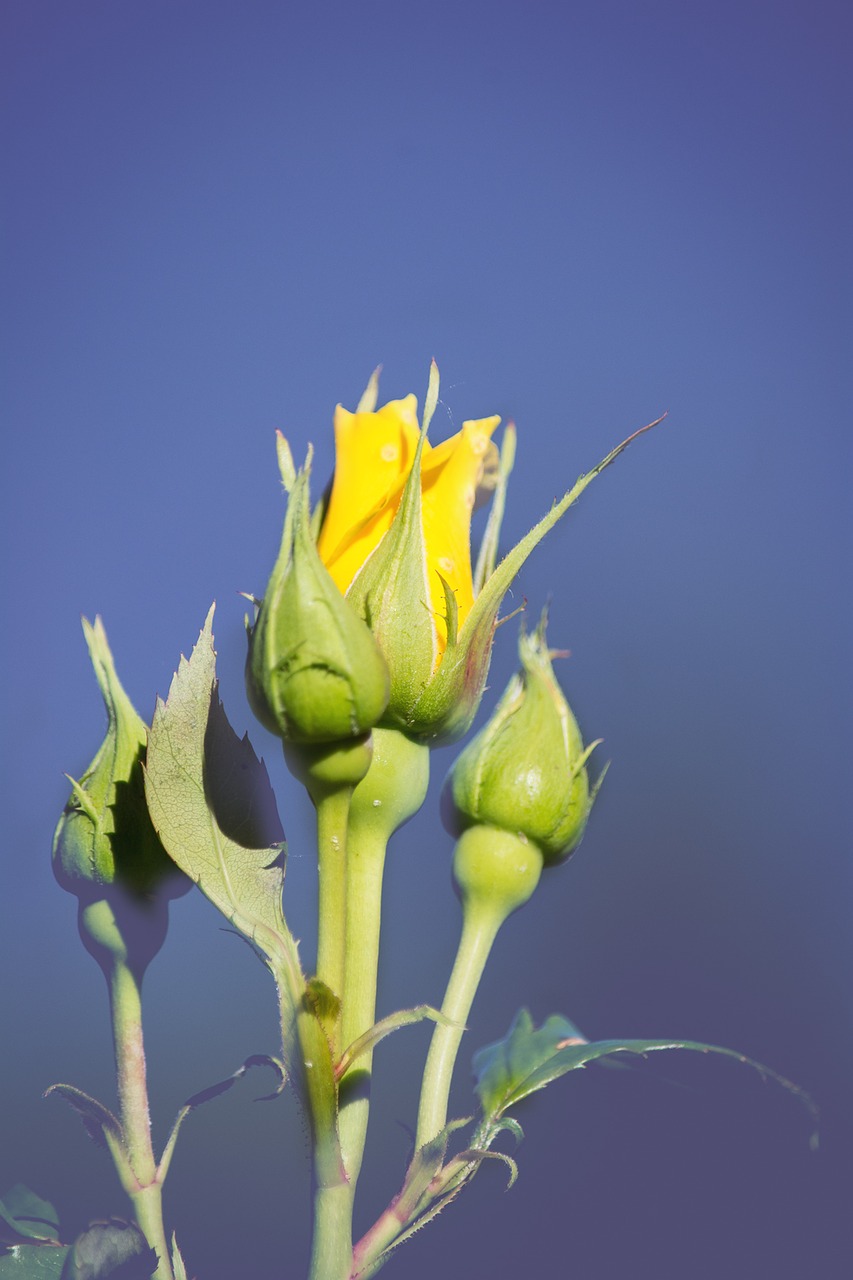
[380,444,398,462]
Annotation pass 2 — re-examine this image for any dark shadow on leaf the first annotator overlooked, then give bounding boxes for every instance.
[202,689,285,853]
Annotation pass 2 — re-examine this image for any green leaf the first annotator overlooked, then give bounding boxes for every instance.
[43,1086,123,1152]
[145,610,341,1162]
[0,1188,61,1246]
[169,1238,187,1280]
[144,606,288,960]
[0,1245,69,1278]
[473,1009,818,1133]
[336,1005,451,1081]
[42,1088,132,1187]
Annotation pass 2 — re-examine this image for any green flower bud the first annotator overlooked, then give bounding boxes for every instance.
[53,618,186,900]
[445,613,604,865]
[246,435,390,747]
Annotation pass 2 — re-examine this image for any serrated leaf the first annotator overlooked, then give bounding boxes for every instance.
[336,1005,451,1080]
[144,606,288,959]
[0,1187,61,1246]
[473,1009,818,1132]
[169,1237,187,1280]
[145,609,339,1154]
[0,1245,69,1278]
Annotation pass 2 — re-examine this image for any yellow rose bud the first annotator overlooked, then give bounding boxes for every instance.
[313,364,661,745]
[318,389,500,661]
[316,365,506,741]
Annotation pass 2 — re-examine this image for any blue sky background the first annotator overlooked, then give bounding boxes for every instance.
[2,2,851,1277]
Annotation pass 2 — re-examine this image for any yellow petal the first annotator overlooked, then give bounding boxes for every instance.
[421,416,501,652]
[318,395,420,594]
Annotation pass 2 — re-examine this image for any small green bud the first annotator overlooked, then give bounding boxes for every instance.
[446,613,603,865]
[246,437,390,746]
[53,618,185,899]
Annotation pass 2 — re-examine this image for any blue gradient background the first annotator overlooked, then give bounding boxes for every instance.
[2,2,851,1277]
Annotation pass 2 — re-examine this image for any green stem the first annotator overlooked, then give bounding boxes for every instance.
[338,822,388,1183]
[415,905,502,1149]
[308,1181,356,1280]
[315,786,352,1005]
[274,965,354,1280]
[337,730,430,1186]
[108,958,174,1280]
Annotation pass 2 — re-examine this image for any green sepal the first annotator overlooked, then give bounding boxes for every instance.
[408,416,666,744]
[346,362,440,727]
[473,422,516,596]
[52,618,186,900]
[473,1008,819,1134]
[246,442,389,744]
[0,1186,61,1246]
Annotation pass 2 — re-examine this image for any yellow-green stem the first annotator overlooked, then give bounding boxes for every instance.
[415,904,502,1149]
[308,1181,356,1280]
[315,786,352,1005]
[336,729,430,1187]
[108,958,174,1280]
[274,964,353,1280]
[338,823,388,1183]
